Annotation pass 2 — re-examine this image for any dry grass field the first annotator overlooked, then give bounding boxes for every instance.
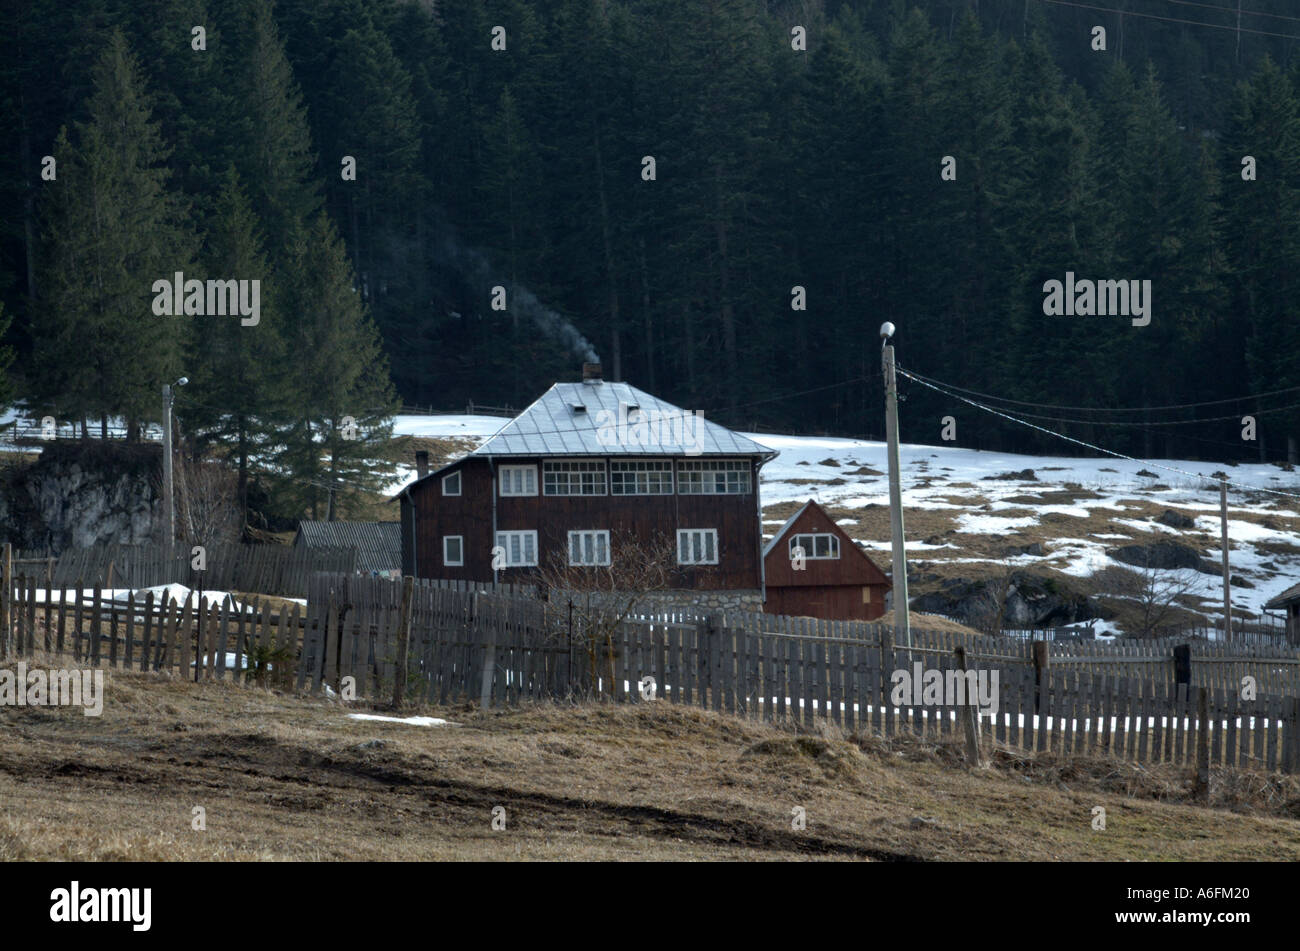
[2,664,1300,861]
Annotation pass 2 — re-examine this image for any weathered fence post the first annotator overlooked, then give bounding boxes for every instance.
[1032,639,1049,715]
[955,646,983,767]
[478,594,500,711]
[392,575,415,709]
[1173,644,1192,688]
[1195,687,1210,801]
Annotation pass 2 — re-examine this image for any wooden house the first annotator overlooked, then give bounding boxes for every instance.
[398,364,777,594]
[762,499,891,621]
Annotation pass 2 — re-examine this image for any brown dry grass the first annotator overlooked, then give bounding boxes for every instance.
[1,666,1298,861]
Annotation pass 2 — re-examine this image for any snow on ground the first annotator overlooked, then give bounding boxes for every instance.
[32,584,250,612]
[346,713,456,727]
[743,431,1300,625]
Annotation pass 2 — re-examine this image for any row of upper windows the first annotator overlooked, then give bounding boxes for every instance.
[442,529,720,568]
[440,460,753,498]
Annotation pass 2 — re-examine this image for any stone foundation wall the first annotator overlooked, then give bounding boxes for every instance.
[555,588,764,618]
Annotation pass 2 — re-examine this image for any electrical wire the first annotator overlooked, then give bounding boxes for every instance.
[897,364,1300,500]
[900,367,1300,414]
[1035,0,1300,40]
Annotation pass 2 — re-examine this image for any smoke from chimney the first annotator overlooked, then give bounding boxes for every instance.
[432,217,599,364]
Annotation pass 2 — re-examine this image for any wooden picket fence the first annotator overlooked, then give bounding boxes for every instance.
[0,579,302,686]
[12,541,357,597]
[3,572,1297,775]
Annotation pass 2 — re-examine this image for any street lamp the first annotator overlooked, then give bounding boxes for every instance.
[881,323,910,651]
[162,377,187,543]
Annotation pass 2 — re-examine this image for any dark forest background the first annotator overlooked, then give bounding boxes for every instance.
[4,0,1300,467]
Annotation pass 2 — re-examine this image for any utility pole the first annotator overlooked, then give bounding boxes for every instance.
[161,376,188,545]
[881,323,910,650]
[1220,477,1232,642]
[162,383,174,543]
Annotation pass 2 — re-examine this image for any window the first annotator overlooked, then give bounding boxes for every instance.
[442,471,461,496]
[443,535,464,566]
[677,529,718,565]
[498,465,536,496]
[610,460,673,495]
[789,533,840,560]
[494,531,538,567]
[543,460,607,496]
[677,460,751,495]
[568,530,611,566]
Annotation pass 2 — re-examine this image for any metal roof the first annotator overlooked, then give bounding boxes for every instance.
[469,381,776,459]
[295,521,402,573]
[763,501,813,559]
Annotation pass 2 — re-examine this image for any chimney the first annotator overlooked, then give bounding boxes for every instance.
[415,450,429,479]
[582,362,602,384]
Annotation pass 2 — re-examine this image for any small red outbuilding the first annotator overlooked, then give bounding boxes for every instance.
[763,499,892,621]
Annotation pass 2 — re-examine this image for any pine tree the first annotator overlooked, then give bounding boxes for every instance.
[32,30,193,436]
[0,302,14,415]
[218,0,321,262]
[180,166,287,526]
[1218,57,1300,460]
[270,213,398,520]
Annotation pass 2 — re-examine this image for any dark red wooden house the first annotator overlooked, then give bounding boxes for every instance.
[762,499,891,621]
[398,364,778,592]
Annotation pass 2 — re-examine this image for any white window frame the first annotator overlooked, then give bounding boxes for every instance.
[567,530,611,566]
[498,464,537,497]
[442,471,462,496]
[443,535,464,566]
[610,459,674,495]
[543,460,607,496]
[677,459,752,495]
[790,533,840,560]
[677,529,719,566]
[495,530,538,567]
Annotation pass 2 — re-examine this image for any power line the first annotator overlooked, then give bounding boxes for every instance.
[897,364,1300,500]
[933,397,1300,427]
[901,367,1300,414]
[1159,0,1300,25]
[1035,0,1300,40]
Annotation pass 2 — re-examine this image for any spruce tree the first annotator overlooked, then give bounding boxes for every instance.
[181,166,287,526]
[271,213,398,520]
[32,29,193,436]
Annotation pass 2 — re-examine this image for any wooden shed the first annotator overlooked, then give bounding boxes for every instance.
[1263,582,1300,646]
[762,500,891,621]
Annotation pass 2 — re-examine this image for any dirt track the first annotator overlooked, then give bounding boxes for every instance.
[2,668,1299,861]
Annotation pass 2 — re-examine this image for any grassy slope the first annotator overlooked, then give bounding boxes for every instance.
[2,670,1298,861]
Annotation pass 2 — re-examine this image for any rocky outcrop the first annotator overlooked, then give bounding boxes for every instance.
[0,442,160,552]
[1105,541,1204,571]
[909,571,1097,628]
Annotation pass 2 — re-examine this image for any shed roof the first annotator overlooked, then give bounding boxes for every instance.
[1263,581,1300,610]
[469,381,776,459]
[295,521,401,573]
